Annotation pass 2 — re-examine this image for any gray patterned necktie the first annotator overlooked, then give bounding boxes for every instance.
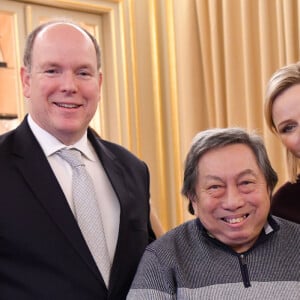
[57,148,111,287]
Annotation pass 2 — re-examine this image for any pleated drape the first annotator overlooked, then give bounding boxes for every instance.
[7,0,300,231]
[167,0,300,226]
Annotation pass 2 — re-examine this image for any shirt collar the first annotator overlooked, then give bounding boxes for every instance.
[27,114,95,161]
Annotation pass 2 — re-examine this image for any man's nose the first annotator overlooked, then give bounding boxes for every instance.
[61,71,77,93]
[221,185,245,210]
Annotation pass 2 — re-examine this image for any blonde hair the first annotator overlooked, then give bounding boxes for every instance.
[264,61,300,182]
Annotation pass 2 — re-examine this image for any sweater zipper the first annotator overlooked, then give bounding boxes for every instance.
[238,254,251,288]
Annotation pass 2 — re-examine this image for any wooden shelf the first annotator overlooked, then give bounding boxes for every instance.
[0,68,18,115]
[0,11,18,116]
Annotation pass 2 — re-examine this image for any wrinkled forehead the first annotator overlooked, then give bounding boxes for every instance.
[198,144,261,173]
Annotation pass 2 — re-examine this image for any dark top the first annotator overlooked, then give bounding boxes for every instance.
[271,176,300,224]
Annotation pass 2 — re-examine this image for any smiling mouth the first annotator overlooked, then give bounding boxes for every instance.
[221,214,249,224]
[55,103,82,109]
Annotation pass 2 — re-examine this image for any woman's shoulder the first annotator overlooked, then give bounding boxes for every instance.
[273,176,300,198]
[271,176,300,224]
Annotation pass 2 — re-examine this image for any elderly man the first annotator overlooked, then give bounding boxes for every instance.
[127,128,300,299]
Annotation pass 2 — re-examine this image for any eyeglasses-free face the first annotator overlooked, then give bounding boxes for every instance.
[21,23,102,145]
[272,83,300,159]
[192,143,270,253]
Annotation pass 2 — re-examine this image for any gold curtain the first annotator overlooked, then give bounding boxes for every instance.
[161,0,300,228]
[3,0,300,232]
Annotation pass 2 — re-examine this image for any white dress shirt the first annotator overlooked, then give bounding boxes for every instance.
[28,115,120,262]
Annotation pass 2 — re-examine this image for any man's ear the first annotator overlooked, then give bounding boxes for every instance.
[98,71,103,87]
[189,194,199,217]
[20,67,31,98]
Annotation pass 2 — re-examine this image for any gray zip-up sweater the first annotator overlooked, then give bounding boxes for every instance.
[127,216,300,299]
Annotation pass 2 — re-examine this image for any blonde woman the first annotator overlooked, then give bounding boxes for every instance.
[265,61,300,224]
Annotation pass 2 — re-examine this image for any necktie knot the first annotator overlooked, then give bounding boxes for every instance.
[57,148,84,168]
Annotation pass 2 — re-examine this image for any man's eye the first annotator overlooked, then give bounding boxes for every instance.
[78,70,91,77]
[208,185,221,190]
[239,181,256,193]
[206,185,225,197]
[240,181,252,185]
[45,69,58,74]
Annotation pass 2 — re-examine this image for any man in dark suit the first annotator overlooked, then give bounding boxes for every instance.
[0,20,155,299]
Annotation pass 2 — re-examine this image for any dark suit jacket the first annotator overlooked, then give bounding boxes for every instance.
[0,117,155,300]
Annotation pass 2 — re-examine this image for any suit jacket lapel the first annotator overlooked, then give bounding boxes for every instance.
[12,119,103,282]
[88,129,137,291]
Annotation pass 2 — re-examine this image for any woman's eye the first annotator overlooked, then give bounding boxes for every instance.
[280,123,297,134]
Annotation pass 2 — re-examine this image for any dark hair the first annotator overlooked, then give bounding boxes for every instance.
[181,127,278,214]
[23,19,101,72]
